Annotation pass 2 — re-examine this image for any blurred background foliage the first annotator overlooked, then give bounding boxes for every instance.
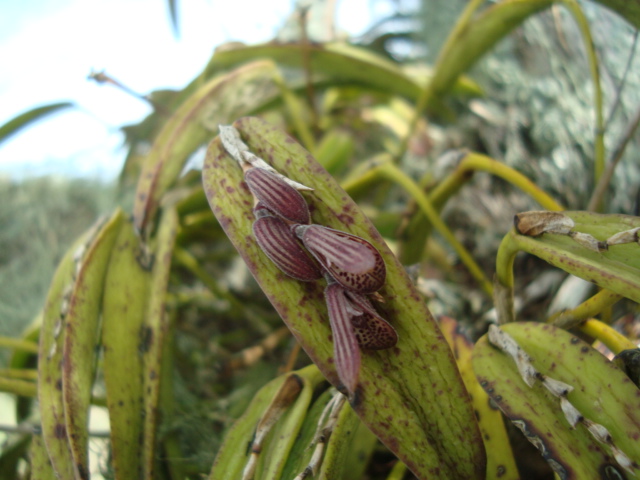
[0,177,116,358]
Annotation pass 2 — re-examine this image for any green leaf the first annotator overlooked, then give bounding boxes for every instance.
[202,116,486,479]
[428,0,553,101]
[206,42,482,105]
[133,60,283,233]
[208,365,325,479]
[0,102,74,146]
[473,322,640,478]
[498,211,640,304]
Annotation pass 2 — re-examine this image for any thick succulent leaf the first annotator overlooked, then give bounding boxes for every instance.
[473,322,640,479]
[101,219,153,480]
[29,435,57,480]
[254,370,323,480]
[439,317,519,480]
[502,211,640,303]
[317,403,376,480]
[208,365,325,480]
[206,42,482,104]
[141,207,179,480]
[61,209,124,479]
[133,60,282,233]
[202,116,485,479]
[278,389,335,478]
[38,222,105,479]
[279,388,376,480]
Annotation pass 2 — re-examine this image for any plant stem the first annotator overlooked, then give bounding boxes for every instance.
[578,318,636,353]
[0,337,39,354]
[431,152,565,211]
[549,289,623,329]
[378,162,493,296]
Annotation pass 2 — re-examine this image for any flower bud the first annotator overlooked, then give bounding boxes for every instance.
[324,283,397,393]
[245,167,310,224]
[294,225,386,293]
[253,215,322,281]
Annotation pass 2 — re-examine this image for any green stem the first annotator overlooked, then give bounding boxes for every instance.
[0,337,39,354]
[432,152,565,211]
[0,377,36,397]
[549,289,623,329]
[378,162,493,296]
[495,230,520,323]
[578,318,636,353]
[400,150,564,265]
[0,368,38,380]
[385,460,408,480]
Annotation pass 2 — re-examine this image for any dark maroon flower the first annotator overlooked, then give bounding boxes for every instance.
[245,167,310,224]
[294,225,386,293]
[325,283,361,393]
[324,283,397,394]
[343,290,397,350]
[253,215,322,281]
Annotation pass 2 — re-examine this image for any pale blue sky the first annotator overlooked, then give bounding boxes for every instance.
[0,0,385,179]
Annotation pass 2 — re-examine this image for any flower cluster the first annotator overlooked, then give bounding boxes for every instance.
[219,125,397,394]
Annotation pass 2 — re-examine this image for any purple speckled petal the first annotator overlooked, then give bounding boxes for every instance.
[295,224,386,293]
[325,283,361,393]
[245,167,310,224]
[344,290,398,350]
[253,216,322,281]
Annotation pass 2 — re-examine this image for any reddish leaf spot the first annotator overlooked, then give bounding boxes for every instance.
[54,423,66,439]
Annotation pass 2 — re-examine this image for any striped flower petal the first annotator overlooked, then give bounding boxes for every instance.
[245,167,310,224]
[253,216,322,281]
[325,283,361,394]
[295,225,386,293]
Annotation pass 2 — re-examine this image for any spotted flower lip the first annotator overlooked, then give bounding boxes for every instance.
[324,282,397,393]
[244,167,310,224]
[294,224,386,294]
[343,289,397,350]
[252,215,322,282]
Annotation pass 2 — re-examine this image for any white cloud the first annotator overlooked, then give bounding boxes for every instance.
[0,0,378,179]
